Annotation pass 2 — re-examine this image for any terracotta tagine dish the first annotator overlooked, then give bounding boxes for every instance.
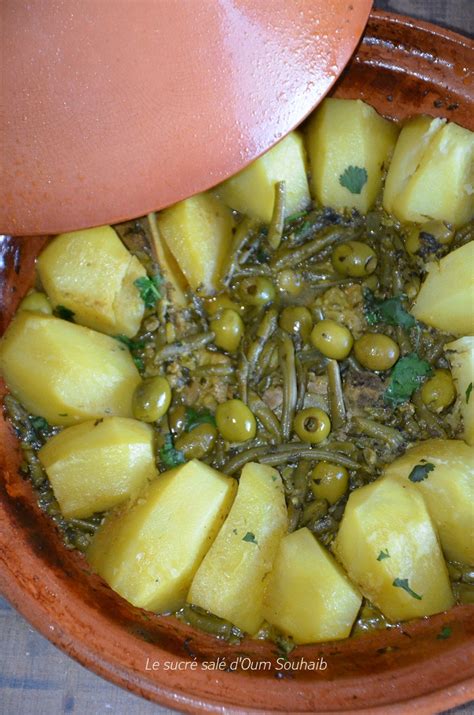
[1,5,473,714]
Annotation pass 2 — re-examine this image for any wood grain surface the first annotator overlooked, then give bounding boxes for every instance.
[1,1,472,714]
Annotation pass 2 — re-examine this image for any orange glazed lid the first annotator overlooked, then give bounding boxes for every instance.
[1,0,372,235]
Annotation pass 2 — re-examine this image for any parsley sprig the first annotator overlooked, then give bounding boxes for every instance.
[159,434,185,469]
[184,407,216,432]
[384,353,432,406]
[408,462,435,483]
[134,273,164,308]
[392,577,422,600]
[339,165,368,194]
[364,289,416,329]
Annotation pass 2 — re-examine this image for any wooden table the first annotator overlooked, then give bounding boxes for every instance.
[1,1,472,713]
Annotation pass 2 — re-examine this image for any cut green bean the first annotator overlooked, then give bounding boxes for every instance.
[267,181,287,249]
[326,359,346,430]
[279,334,297,441]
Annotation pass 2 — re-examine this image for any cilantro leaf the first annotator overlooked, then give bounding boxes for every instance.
[55,305,75,321]
[159,434,185,468]
[339,166,368,195]
[242,531,258,544]
[408,462,435,483]
[185,407,216,432]
[466,382,473,404]
[384,353,432,406]
[364,289,416,329]
[437,625,452,640]
[377,549,390,561]
[134,273,163,308]
[392,577,422,600]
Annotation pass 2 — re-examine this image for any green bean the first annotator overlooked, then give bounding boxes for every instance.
[300,499,328,526]
[246,308,278,373]
[179,604,242,641]
[279,334,297,441]
[193,364,235,377]
[248,389,282,442]
[292,459,310,500]
[271,227,357,271]
[267,181,286,249]
[295,356,307,412]
[232,264,272,278]
[153,332,215,363]
[325,440,360,457]
[236,353,249,405]
[222,443,364,475]
[326,359,346,430]
[255,339,278,380]
[298,349,327,370]
[68,518,100,533]
[221,217,259,287]
[351,416,404,450]
[287,501,301,533]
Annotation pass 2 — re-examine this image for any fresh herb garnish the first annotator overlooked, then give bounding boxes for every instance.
[134,273,164,308]
[364,289,416,329]
[55,305,75,321]
[159,433,186,468]
[114,335,145,372]
[339,165,368,195]
[377,549,390,561]
[30,416,49,431]
[408,462,435,483]
[384,353,432,406]
[392,577,422,600]
[437,625,452,640]
[466,382,473,404]
[242,532,258,544]
[114,335,145,351]
[185,407,216,432]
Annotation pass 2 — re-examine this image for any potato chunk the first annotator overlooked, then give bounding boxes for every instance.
[147,211,187,306]
[37,226,146,338]
[410,242,474,335]
[156,193,233,293]
[306,98,398,213]
[188,462,287,634]
[87,460,236,612]
[217,132,310,223]
[384,439,474,564]
[383,116,446,215]
[0,312,140,425]
[389,121,474,227]
[263,528,361,644]
[445,336,474,445]
[39,417,156,518]
[334,478,453,621]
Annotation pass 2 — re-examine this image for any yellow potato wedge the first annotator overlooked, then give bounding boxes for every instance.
[306,98,398,213]
[0,312,140,426]
[187,462,287,634]
[263,528,361,644]
[37,226,146,338]
[410,242,474,335]
[39,417,157,518]
[334,477,454,621]
[156,193,233,294]
[87,460,237,613]
[384,439,474,564]
[217,132,310,223]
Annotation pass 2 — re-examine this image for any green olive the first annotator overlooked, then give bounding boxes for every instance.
[421,369,456,412]
[19,291,52,315]
[210,309,244,352]
[354,333,399,371]
[293,407,331,444]
[310,462,349,504]
[175,423,217,459]
[331,241,378,277]
[406,220,454,255]
[276,269,303,296]
[237,276,275,306]
[168,404,187,436]
[310,319,353,360]
[204,295,245,316]
[132,376,172,422]
[216,399,257,442]
[279,306,313,341]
